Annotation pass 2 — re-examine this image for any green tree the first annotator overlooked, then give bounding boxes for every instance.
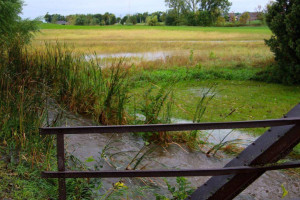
[216,16,225,26]
[110,14,117,25]
[121,16,128,25]
[265,0,300,84]
[75,15,85,25]
[197,10,212,26]
[128,15,137,25]
[146,15,159,26]
[165,0,231,26]
[0,0,38,49]
[165,0,185,18]
[184,0,200,13]
[199,0,231,24]
[44,12,52,23]
[165,10,178,25]
[186,12,198,26]
[239,12,250,25]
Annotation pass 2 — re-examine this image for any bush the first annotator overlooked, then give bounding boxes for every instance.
[165,11,178,26]
[265,0,300,84]
[239,12,250,25]
[216,16,226,26]
[146,15,159,26]
[197,11,213,26]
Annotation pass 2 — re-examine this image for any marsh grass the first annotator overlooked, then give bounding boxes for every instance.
[0,42,132,198]
[34,26,273,74]
[27,43,131,125]
[136,85,174,144]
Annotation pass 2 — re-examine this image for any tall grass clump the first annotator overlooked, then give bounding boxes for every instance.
[1,40,133,199]
[31,43,131,125]
[0,0,53,166]
[0,1,60,197]
[134,85,175,145]
[0,43,54,167]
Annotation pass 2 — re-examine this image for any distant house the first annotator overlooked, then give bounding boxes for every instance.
[249,12,259,21]
[236,12,259,22]
[56,21,68,25]
[228,13,238,22]
[228,12,259,22]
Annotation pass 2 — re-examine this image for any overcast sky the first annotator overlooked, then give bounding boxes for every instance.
[21,0,270,19]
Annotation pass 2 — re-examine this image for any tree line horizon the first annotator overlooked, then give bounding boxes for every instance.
[44,0,266,26]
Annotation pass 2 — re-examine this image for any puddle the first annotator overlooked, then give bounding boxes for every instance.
[135,115,257,146]
[172,118,256,145]
[188,87,218,97]
[47,100,300,199]
[85,51,172,62]
[155,40,263,43]
[95,40,263,43]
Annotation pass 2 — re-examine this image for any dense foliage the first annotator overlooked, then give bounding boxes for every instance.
[0,0,38,49]
[265,0,300,84]
[165,0,231,26]
[44,13,117,25]
[0,1,97,199]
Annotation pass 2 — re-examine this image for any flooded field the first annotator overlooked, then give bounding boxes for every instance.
[48,100,300,200]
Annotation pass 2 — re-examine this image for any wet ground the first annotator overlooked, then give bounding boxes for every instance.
[84,40,264,64]
[48,100,300,199]
[85,51,173,62]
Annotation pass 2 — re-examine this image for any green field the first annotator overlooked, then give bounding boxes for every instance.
[39,23,272,34]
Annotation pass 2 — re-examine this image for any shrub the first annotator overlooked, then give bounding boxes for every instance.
[239,12,250,25]
[216,16,226,26]
[265,0,300,84]
[146,15,159,26]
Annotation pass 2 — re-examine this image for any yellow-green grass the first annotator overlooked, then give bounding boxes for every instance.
[33,27,273,69]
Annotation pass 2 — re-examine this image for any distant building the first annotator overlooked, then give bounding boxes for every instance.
[234,12,259,22]
[56,21,68,25]
[249,12,259,21]
[236,14,242,21]
[229,13,238,22]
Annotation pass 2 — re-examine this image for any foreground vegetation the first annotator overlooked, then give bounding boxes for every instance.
[1,1,300,198]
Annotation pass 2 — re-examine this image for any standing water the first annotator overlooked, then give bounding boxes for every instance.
[48,101,300,199]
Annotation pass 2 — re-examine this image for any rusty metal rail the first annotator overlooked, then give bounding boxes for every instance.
[40,118,300,135]
[40,104,300,200]
[42,161,300,178]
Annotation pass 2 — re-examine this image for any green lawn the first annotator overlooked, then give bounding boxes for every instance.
[39,23,271,34]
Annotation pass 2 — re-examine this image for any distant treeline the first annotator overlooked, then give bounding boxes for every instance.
[44,12,166,26]
[44,0,266,26]
[44,13,118,25]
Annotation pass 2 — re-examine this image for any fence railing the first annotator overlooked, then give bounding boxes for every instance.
[40,104,300,200]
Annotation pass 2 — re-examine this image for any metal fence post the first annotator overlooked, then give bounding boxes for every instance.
[57,134,66,200]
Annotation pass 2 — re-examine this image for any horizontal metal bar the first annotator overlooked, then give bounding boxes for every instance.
[40,118,300,135]
[42,161,300,178]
